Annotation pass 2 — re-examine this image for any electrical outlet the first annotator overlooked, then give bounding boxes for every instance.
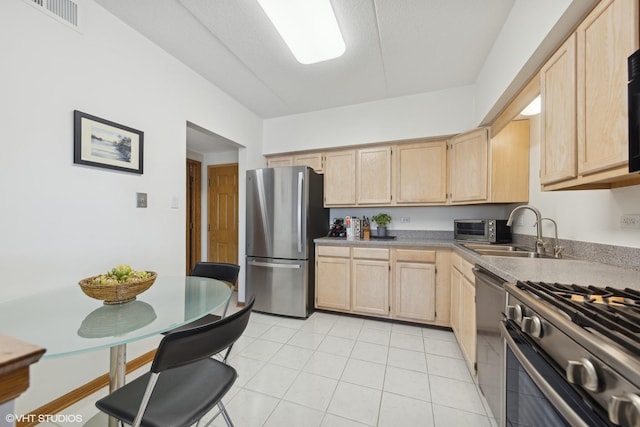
[620,214,640,229]
[136,192,147,208]
[400,217,410,223]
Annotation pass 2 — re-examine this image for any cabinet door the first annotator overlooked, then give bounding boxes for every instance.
[490,120,530,203]
[324,150,356,206]
[351,259,390,316]
[577,0,638,175]
[357,146,392,205]
[449,128,489,203]
[316,256,350,311]
[459,274,477,374]
[540,34,577,185]
[294,153,323,173]
[450,267,461,337]
[395,141,447,204]
[394,261,436,322]
[267,155,293,168]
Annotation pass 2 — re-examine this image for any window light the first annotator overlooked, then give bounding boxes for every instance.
[521,95,541,116]
[257,0,346,64]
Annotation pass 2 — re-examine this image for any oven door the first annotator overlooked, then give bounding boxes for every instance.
[500,320,610,427]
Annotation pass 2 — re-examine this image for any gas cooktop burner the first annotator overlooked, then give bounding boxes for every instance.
[516,281,640,357]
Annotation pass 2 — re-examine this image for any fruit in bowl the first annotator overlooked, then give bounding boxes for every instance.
[79,265,157,304]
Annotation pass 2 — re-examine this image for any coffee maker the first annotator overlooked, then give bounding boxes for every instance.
[327,218,346,237]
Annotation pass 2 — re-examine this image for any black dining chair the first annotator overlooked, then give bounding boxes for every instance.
[95,296,255,427]
[165,262,240,334]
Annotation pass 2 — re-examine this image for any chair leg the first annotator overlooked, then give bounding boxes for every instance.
[218,402,234,427]
[221,289,232,318]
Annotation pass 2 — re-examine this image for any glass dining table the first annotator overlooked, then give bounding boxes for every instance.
[0,276,232,394]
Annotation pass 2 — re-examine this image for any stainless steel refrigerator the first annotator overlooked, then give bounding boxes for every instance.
[246,166,329,318]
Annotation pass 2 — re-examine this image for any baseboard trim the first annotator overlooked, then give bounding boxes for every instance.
[17,350,155,427]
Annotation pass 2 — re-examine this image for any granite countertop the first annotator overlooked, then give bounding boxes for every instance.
[314,237,640,290]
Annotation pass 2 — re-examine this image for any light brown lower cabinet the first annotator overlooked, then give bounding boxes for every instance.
[450,251,477,375]
[315,246,351,311]
[352,258,390,316]
[315,244,450,327]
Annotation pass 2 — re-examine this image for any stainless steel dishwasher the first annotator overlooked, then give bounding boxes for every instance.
[473,266,508,426]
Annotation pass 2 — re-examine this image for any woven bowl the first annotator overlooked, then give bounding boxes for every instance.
[79,272,157,305]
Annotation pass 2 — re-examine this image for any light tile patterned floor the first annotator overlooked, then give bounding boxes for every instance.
[41,303,498,427]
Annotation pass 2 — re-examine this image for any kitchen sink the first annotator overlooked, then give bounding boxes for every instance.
[463,243,523,252]
[462,243,564,259]
[472,249,550,258]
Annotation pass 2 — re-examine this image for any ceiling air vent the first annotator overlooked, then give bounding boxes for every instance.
[24,0,79,29]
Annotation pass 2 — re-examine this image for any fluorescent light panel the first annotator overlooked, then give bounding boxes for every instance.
[257,0,345,64]
[521,95,541,116]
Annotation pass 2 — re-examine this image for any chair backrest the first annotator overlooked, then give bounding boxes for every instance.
[190,262,240,287]
[151,296,255,373]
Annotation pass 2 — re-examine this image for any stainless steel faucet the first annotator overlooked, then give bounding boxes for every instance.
[538,217,564,258]
[507,205,545,255]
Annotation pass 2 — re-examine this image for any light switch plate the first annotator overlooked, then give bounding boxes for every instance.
[136,192,147,208]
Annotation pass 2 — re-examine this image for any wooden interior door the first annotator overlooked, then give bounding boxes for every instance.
[207,164,238,265]
[186,159,202,275]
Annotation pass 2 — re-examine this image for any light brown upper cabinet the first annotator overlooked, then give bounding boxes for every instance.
[357,146,392,205]
[294,153,324,173]
[266,155,293,168]
[448,128,489,203]
[266,153,324,173]
[448,123,530,204]
[541,0,640,190]
[324,146,392,207]
[490,120,530,203]
[540,34,577,185]
[394,139,448,204]
[324,150,356,206]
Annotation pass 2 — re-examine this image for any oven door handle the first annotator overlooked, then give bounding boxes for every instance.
[500,321,590,427]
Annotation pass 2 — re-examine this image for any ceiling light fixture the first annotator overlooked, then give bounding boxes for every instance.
[520,95,541,116]
[257,0,345,65]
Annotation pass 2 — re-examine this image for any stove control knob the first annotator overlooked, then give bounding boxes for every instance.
[566,358,601,392]
[506,305,524,323]
[521,316,543,338]
[609,393,640,426]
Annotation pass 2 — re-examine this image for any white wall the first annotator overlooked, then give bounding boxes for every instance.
[473,0,575,124]
[509,115,640,248]
[1,0,262,413]
[330,206,511,232]
[263,85,476,154]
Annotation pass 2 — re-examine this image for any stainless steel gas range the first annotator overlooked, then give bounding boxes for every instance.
[503,281,640,426]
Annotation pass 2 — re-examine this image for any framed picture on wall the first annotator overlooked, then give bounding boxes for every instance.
[73,110,144,174]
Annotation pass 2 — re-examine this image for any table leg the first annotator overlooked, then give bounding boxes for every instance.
[108,345,126,427]
[109,345,126,392]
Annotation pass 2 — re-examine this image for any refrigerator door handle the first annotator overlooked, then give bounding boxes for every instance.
[249,260,301,269]
[297,171,303,253]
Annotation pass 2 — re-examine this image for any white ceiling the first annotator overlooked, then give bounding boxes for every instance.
[95,0,515,121]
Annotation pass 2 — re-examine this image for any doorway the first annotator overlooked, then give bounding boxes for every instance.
[207,163,239,265]
[186,158,202,274]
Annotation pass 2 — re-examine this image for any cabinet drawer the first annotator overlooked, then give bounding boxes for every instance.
[394,249,436,263]
[317,245,350,258]
[352,247,389,260]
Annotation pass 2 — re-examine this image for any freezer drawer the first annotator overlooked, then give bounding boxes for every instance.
[246,257,311,318]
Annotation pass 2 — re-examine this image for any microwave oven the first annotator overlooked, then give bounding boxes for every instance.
[628,48,640,173]
[453,219,511,243]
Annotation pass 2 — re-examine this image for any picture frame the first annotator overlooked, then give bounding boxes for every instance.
[74,110,144,174]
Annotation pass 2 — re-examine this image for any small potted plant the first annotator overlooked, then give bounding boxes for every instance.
[371,213,392,237]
